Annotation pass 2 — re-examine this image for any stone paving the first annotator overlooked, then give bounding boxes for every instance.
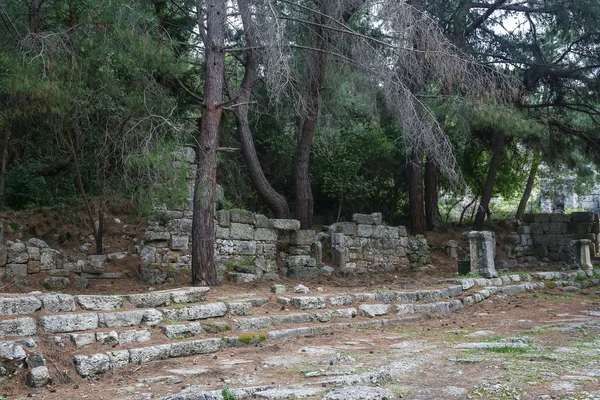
[2,269,600,399]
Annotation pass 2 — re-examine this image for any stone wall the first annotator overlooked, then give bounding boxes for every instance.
[328,213,430,273]
[140,149,430,281]
[504,212,599,264]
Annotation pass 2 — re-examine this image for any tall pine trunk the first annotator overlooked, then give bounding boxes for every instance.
[295,25,325,229]
[515,152,540,220]
[0,129,11,209]
[191,0,225,286]
[408,147,426,235]
[473,132,506,230]
[235,0,289,218]
[424,156,446,233]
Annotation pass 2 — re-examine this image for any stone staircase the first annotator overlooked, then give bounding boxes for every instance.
[1,269,598,389]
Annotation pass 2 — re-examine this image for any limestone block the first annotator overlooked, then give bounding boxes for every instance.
[27,366,50,387]
[255,228,277,242]
[169,235,189,251]
[232,239,256,255]
[82,261,104,274]
[229,210,255,224]
[334,222,356,235]
[0,296,42,316]
[119,329,151,345]
[40,294,76,313]
[328,295,352,306]
[234,316,271,331]
[216,210,231,227]
[228,272,257,283]
[43,277,69,290]
[39,313,98,333]
[96,331,119,346]
[356,224,373,238]
[571,212,595,222]
[70,333,96,348]
[352,213,383,225]
[6,263,27,277]
[125,292,171,308]
[144,231,170,242]
[162,302,227,321]
[8,243,28,264]
[170,338,221,358]
[140,268,168,285]
[290,296,326,310]
[26,246,40,261]
[129,344,172,364]
[254,214,269,228]
[468,231,498,278]
[0,317,36,337]
[359,304,390,318]
[228,302,253,316]
[269,219,301,231]
[522,213,550,223]
[76,295,123,311]
[170,287,210,304]
[98,310,145,328]
[163,322,202,339]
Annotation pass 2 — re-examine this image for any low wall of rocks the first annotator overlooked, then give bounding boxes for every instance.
[0,232,128,290]
[140,149,430,282]
[504,212,599,264]
[328,213,430,273]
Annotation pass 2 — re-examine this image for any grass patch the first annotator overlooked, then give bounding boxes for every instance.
[238,333,266,345]
[483,346,533,354]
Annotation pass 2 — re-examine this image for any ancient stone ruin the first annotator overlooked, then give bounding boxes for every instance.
[140,148,431,282]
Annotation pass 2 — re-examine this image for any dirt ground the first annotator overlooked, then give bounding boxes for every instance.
[3,285,600,400]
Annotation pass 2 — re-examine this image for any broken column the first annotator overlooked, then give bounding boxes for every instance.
[468,231,498,278]
[571,239,594,271]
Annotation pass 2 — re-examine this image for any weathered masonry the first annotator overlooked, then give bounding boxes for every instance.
[140,149,430,281]
[504,212,600,264]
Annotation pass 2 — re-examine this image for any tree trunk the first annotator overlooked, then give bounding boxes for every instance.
[515,152,540,220]
[295,32,325,229]
[235,0,290,218]
[191,0,225,287]
[408,147,426,235]
[424,156,447,233]
[473,132,506,230]
[29,0,43,33]
[0,129,11,209]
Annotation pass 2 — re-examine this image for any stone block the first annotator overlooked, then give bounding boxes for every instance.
[43,277,69,290]
[76,295,123,311]
[0,296,42,316]
[139,246,156,265]
[129,344,171,364]
[568,222,593,234]
[27,246,40,261]
[26,366,50,388]
[356,224,373,238]
[70,333,96,348]
[216,210,231,227]
[108,350,130,370]
[270,313,313,325]
[255,214,269,228]
[8,243,28,264]
[27,261,40,274]
[144,231,170,242]
[215,227,230,239]
[269,219,301,231]
[522,213,550,222]
[329,295,352,306]
[125,292,171,308]
[119,329,151,345]
[163,322,202,339]
[73,276,89,289]
[0,317,37,337]
[468,231,497,278]
[6,263,27,277]
[255,228,277,242]
[359,304,390,318]
[352,213,383,225]
[229,210,255,224]
[334,222,356,235]
[40,313,98,333]
[98,310,145,328]
[163,302,227,321]
[290,296,326,310]
[286,256,319,279]
[140,268,168,285]
[82,261,104,274]
[234,316,271,331]
[228,302,253,316]
[228,272,257,283]
[571,212,595,222]
[40,294,76,313]
[170,287,210,304]
[169,235,189,251]
[271,284,286,294]
[96,331,119,346]
[170,338,221,358]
